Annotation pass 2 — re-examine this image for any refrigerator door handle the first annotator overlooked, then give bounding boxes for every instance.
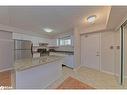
[31,44,33,57]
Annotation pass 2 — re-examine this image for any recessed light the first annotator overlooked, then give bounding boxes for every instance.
[43,28,53,33]
[87,15,96,23]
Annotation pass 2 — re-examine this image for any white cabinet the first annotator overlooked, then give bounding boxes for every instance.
[15,59,62,89]
[64,55,74,68]
[0,31,14,71]
[12,33,54,47]
[50,52,74,68]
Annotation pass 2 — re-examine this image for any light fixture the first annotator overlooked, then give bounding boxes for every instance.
[43,28,53,33]
[87,15,96,23]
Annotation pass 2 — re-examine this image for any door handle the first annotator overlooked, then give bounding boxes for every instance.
[116,46,120,49]
[96,51,100,56]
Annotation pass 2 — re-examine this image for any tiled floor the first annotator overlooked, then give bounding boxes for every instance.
[57,76,94,89]
[48,66,127,89]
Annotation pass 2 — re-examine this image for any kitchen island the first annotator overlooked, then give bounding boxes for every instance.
[14,55,64,89]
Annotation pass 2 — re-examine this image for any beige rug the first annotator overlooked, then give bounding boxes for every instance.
[57,76,94,89]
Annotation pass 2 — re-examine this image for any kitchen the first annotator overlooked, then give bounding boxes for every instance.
[0,6,127,89]
[13,31,74,89]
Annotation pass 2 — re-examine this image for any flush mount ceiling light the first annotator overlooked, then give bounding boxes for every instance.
[43,28,53,33]
[87,15,96,23]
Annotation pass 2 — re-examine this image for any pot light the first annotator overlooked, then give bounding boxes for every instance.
[43,28,53,33]
[87,15,96,23]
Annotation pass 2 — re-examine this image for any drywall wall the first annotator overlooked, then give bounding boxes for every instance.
[74,27,81,68]
[80,24,106,34]
[0,31,14,71]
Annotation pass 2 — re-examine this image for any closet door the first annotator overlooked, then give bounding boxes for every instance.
[81,33,100,70]
[101,32,115,73]
[81,35,86,66]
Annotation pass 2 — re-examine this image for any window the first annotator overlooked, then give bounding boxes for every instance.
[57,36,72,46]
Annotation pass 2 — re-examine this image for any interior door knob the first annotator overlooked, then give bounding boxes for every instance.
[110,46,114,49]
[117,46,120,49]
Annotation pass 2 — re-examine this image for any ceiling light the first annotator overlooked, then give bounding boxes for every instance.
[87,15,96,23]
[43,28,53,33]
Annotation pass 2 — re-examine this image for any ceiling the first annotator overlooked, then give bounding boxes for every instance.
[107,6,127,30]
[0,6,111,37]
[0,6,126,37]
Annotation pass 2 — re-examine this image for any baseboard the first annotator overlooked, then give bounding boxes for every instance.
[101,70,115,75]
[80,65,121,76]
[101,70,127,78]
[0,67,13,72]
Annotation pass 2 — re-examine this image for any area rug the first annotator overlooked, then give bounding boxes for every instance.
[0,70,11,86]
[57,76,94,89]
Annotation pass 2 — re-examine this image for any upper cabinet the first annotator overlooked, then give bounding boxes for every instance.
[12,33,55,46]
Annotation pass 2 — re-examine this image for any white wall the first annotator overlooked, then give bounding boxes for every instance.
[0,31,14,71]
[74,28,81,68]
[12,33,55,46]
[80,24,106,34]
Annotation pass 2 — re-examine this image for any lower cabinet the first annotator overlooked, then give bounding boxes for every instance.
[64,55,74,68]
[15,60,62,89]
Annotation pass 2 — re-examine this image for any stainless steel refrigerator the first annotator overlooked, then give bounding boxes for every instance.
[14,40,33,60]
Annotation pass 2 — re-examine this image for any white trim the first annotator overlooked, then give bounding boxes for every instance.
[101,70,115,75]
[0,39,14,42]
[99,32,101,72]
[0,67,13,72]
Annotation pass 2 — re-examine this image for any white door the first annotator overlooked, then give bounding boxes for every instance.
[81,33,100,70]
[101,32,115,73]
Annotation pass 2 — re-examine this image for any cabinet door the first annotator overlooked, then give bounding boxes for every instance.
[0,39,14,70]
[64,55,74,68]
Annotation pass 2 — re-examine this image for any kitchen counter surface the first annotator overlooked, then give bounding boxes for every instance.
[14,55,64,71]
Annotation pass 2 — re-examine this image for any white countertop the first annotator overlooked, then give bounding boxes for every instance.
[14,55,64,71]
